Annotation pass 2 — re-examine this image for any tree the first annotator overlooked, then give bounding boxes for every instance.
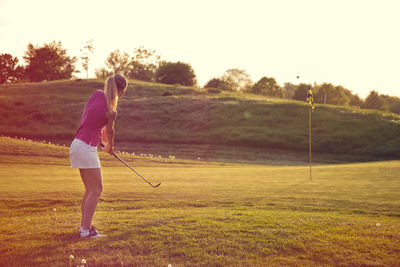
[128,46,160,81]
[80,39,94,79]
[381,95,400,114]
[349,94,363,107]
[221,69,252,92]
[106,50,130,77]
[283,82,296,99]
[204,78,221,88]
[155,61,196,86]
[0,53,24,84]
[293,83,312,101]
[363,90,388,111]
[204,78,231,91]
[314,83,350,106]
[96,47,161,80]
[23,41,77,82]
[251,76,283,98]
[95,68,113,78]
[95,50,131,78]
[342,88,362,107]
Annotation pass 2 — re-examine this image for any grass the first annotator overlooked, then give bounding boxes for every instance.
[1,137,400,266]
[0,79,399,162]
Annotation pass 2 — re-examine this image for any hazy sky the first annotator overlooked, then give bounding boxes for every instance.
[1,0,399,98]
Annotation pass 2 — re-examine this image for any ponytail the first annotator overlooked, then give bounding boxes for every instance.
[104,74,128,112]
[104,76,118,111]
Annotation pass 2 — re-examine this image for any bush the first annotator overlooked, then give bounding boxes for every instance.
[155,61,196,86]
[204,78,222,88]
[204,78,233,91]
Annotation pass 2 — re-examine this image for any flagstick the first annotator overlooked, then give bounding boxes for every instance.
[309,105,312,180]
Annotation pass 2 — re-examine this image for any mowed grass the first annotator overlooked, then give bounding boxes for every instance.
[0,137,400,266]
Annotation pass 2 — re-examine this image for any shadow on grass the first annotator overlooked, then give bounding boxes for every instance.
[54,232,80,243]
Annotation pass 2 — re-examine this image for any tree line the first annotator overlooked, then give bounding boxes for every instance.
[1,41,399,114]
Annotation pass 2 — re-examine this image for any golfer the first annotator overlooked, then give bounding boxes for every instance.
[70,74,127,238]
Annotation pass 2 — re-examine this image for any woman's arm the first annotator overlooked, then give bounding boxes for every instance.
[103,110,117,154]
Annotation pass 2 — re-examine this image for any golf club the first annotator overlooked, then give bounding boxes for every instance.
[100,143,161,188]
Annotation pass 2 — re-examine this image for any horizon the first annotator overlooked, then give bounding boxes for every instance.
[1,0,399,98]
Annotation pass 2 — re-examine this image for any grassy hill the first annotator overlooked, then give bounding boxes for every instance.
[0,79,399,163]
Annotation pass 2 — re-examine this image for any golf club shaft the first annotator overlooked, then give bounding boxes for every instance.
[100,143,160,188]
[112,152,160,188]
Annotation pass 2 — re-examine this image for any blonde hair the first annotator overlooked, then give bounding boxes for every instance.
[104,76,118,111]
[104,74,127,111]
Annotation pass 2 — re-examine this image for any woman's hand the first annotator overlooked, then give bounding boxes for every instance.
[103,144,114,155]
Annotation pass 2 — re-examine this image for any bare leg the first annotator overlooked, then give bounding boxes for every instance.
[79,168,103,230]
[79,169,90,227]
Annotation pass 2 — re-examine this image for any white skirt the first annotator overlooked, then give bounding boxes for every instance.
[70,138,101,169]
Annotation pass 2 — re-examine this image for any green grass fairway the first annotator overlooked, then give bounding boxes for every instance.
[1,137,400,266]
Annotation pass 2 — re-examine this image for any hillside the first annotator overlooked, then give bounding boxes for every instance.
[0,79,399,163]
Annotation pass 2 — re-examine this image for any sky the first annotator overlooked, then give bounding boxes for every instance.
[0,0,399,98]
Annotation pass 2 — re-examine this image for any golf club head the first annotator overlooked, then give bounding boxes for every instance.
[153,182,161,188]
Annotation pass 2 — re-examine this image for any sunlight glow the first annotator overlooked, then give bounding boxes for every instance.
[0,0,399,98]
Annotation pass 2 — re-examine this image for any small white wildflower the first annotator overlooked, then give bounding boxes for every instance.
[69,255,74,259]
[27,218,30,221]
[168,264,172,267]
[82,259,86,264]
[376,223,381,227]
[53,208,57,211]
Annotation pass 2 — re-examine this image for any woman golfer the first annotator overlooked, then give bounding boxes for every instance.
[70,74,127,238]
